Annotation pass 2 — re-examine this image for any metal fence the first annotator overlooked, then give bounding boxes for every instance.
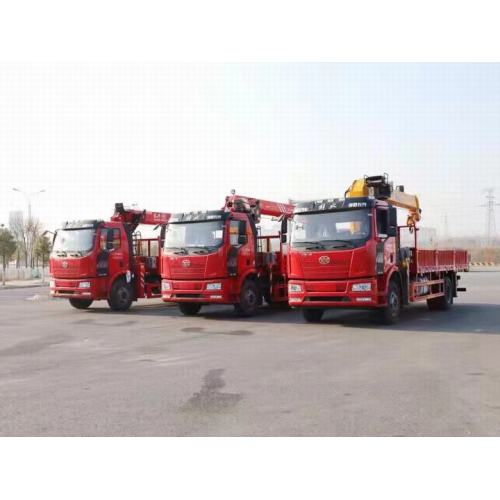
[0,266,50,282]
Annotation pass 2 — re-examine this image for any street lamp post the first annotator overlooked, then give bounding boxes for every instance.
[12,188,46,221]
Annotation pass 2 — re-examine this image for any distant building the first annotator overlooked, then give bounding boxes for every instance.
[8,210,23,231]
[8,210,24,268]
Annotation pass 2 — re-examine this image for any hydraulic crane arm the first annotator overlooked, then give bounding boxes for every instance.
[224,192,294,222]
[111,203,171,231]
[346,175,421,226]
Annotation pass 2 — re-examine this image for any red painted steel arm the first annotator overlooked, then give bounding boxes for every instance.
[224,194,294,217]
[111,203,170,225]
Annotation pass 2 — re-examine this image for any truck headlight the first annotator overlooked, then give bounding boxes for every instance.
[79,281,91,289]
[352,283,371,292]
[289,283,302,292]
[49,280,55,288]
[161,281,171,291]
[206,282,222,290]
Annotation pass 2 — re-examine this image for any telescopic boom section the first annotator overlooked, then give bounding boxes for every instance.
[111,202,171,230]
[346,174,421,226]
[224,193,294,222]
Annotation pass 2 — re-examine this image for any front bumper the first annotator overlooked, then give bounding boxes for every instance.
[288,278,380,308]
[161,278,231,304]
[49,277,98,300]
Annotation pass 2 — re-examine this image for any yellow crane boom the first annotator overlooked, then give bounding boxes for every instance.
[346,174,421,227]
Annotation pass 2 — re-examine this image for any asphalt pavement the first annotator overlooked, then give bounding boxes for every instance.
[0,271,499,436]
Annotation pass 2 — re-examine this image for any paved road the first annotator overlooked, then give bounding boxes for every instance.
[1,272,499,436]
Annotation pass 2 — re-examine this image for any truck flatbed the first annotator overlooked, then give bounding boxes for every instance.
[413,248,469,274]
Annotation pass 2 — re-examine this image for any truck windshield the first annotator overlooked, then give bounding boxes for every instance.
[291,209,372,249]
[52,229,96,256]
[163,220,225,254]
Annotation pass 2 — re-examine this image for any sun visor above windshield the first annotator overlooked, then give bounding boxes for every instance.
[61,220,102,230]
[169,210,227,223]
[294,197,375,214]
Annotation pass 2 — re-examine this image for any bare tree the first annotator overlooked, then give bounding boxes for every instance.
[25,216,43,268]
[9,211,26,267]
[35,234,52,283]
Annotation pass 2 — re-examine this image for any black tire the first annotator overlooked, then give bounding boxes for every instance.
[380,280,401,325]
[302,308,324,323]
[427,275,453,311]
[263,285,290,310]
[107,279,133,311]
[69,298,93,309]
[234,279,262,317]
[178,303,202,316]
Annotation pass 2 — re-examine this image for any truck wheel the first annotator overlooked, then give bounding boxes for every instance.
[380,280,401,324]
[427,275,453,311]
[302,308,324,323]
[234,279,261,317]
[69,298,93,309]
[263,288,290,310]
[178,303,202,316]
[107,279,133,311]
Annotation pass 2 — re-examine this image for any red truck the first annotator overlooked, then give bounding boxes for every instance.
[161,193,294,316]
[287,175,469,324]
[49,203,170,311]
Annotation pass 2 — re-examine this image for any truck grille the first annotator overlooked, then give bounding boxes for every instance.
[305,296,350,302]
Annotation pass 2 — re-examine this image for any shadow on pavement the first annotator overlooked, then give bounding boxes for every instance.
[316,303,500,335]
[83,303,178,317]
[196,302,500,336]
[81,300,500,336]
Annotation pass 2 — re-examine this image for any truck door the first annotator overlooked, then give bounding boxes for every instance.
[97,228,110,277]
[97,226,126,279]
[227,216,251,278]
[107,226,127,280]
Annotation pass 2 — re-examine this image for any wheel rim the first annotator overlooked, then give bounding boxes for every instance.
[245,288,256,307]
[389,289,399,316]
[117,286,129,306]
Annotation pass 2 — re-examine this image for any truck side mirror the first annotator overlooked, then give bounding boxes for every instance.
[106,233,114,251]
[387,207,398,237]
[280,217,288,243]
[237,221,247,245]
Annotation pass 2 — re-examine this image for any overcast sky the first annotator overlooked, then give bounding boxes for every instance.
[1,63,499,237]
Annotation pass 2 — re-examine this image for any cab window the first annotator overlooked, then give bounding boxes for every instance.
[111,228,121,250]
[100,228,108,251]
[229,221,240,246]
[376,209,388,235]
[229,220,247,246]
[100,228,121,250]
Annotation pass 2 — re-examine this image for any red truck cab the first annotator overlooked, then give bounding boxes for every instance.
[161,195,292,316]
[288,192,468,323]
[49,204,169,311]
